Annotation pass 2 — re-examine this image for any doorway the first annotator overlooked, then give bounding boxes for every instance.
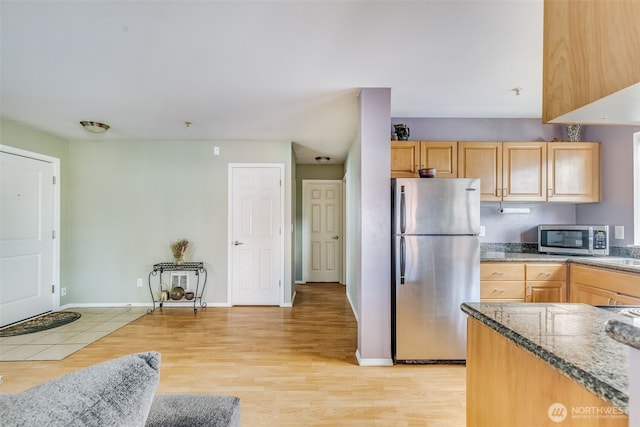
[0,147,59,327]
[302,180,344,283]
[228,164,284,305]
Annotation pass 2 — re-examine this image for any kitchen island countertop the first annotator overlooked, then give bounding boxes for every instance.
[461,302,633,413]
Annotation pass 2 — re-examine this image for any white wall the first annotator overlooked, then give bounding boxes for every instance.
[65,138,293,305]
[355,88,392,365]
[578,125,640,247]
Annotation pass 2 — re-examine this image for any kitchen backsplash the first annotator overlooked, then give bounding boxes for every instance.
[481,242,640,259]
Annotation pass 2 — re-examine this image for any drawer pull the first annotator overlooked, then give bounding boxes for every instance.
[491,289,505,294]
[492,272,505,277]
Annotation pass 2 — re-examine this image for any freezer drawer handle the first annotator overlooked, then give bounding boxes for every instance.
[400,186,406,233]
[400,236,406,285]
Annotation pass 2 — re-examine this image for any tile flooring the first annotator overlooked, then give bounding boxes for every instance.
[0,307,147,361]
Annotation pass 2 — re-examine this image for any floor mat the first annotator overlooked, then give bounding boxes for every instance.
[0,312,81,337]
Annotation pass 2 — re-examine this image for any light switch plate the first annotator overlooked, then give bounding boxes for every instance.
[615,226,624,239]
[479,226,486,237]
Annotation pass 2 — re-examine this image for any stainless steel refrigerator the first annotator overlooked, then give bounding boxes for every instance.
[391,178,480,363]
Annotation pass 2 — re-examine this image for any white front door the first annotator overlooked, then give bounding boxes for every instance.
[229,165,283,305]
[0,151,56,326]
[302,180,343,283]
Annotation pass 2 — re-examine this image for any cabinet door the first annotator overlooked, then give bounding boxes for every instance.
[502,142,547,202]
[458,142,502,201]
[526,281,566,302]
[612,293,640,306]
[420,141,457,178]
[391,141,421,177]
[548,142,601,202]
[570,283,617,305]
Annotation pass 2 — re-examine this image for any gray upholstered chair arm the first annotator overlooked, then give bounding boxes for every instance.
[145,394,240,427]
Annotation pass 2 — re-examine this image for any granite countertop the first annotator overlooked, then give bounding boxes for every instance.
[461,302,633,413]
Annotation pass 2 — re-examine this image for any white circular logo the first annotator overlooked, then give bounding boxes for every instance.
[548,402,568,423]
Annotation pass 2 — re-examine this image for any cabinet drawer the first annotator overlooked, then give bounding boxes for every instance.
[525,264,566,281]
[481,281,525,300]
[480,263,525,281]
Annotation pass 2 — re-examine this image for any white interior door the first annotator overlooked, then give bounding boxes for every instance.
[303,180,343,283]
[229,165,283,305]
[0,151,56,327]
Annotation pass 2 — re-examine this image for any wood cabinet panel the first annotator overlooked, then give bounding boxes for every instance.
[390,140,421,177]
[458,142,502,201]
[420,141,457,178]
[480,263,525,281]
[502,142,546,202]
[569,263,640,305]
[481,281,525,300]
[526,263,567,281]
[391,140,458,178]
[543,0,640,123]
[548,142,601,203]
[525,263,567,303]
[467,318,628,427]
[526,281,566,303]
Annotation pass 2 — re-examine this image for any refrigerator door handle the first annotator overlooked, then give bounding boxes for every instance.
[400,236,406,285]
[400,186,406,233]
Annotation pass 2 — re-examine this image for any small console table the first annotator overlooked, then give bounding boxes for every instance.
[147,262,207,314]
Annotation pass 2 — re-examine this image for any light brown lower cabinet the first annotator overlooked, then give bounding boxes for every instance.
[480,262,566,303]
[466,318,627,427]
[570,264,640,305]
[525,263,567,302]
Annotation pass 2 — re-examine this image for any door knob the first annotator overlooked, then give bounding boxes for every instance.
[332,236,339,240]
[233,241,244,246]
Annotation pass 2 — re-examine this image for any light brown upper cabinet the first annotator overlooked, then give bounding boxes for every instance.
[543,0,640,123]
[390,141,421,177]
[391,141,457,178]
[547,142,600,203]
[458,142,546,202]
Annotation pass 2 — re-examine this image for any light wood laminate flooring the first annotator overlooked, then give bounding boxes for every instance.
[0,283,465,426]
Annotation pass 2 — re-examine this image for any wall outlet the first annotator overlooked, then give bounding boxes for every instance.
[479,226,486,237]
[615,225,624,239]
[61,287,67,296]
[213,146,220,155]
[137,278,143,287]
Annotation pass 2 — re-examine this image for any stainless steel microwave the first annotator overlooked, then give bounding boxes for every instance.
[538,224,609,256]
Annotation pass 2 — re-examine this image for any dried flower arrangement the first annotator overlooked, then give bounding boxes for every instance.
[170,239,189,263]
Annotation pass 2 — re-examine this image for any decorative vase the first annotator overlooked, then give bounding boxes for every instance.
[566,124,582,142]
[393,124,410,141]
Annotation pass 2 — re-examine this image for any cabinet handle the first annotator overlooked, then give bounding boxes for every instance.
[497,188,502,197]
[548,188,553,197]
[491,272,505,277]
[503,187,508,196]
[492,289,505,295]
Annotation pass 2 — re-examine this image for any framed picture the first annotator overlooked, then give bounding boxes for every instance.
[170,272,189,289]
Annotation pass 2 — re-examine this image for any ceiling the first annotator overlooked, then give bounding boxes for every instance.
[0,0,544,164]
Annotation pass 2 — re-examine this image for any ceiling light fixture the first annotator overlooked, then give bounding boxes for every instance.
[80,121,110,134]
[315,156,331,163]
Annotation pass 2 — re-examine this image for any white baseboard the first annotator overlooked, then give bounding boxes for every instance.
[347,292,358,321]
[60,301,232,309]
[280,289,297,307]
[355,350,394,366]
[295,280,305,284]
